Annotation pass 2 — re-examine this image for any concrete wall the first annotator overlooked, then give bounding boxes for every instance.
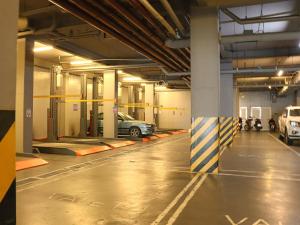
[64,74,81,136]
[158,91,191,129]
[239,91,294,124]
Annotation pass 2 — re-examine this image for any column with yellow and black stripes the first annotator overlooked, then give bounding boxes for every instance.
[219,117,233,149]
[191,117,220,174]
[0,1,18,224]
[190,6,220,174]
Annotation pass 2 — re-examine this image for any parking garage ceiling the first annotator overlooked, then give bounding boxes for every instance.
[18,0,300,90]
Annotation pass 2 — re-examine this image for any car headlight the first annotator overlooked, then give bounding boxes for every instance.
[290,121,300,127]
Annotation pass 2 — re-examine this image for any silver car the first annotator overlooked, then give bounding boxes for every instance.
[98,112,155,137]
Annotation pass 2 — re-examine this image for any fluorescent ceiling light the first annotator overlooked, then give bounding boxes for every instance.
[33,45,53,52]
[277,70,284,76]
[122,76,142,82]
[70,60,93,65]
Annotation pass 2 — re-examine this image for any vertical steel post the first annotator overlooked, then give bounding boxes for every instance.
[79,74,87,137]
[91,76,99,136]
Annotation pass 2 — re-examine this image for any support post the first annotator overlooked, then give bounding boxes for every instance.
[16,38,34,153]
[47,66,59,141]
[0,0,18,223]
[91,76,99,137]
[103,70,118,138]
[79,74,87,137]
[190,6,220,174]
[145,84,155,124]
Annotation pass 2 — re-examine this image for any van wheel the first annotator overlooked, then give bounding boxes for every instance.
[129,127,141,137]
[285,129,293,145]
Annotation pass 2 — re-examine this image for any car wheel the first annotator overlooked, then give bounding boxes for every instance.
[129,127,141,137]
[285,129,293,145]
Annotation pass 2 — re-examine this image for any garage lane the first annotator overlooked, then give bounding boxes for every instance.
[160,132,300,225]
[17,134,193,225]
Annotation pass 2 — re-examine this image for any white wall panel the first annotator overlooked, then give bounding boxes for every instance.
[158,91,191,129]
[32,69,50,139]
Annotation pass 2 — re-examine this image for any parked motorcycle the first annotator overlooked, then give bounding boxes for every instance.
[238,117,243,131]
[244,117,253,131]
[254,118,263,131]
[269,118,276,132]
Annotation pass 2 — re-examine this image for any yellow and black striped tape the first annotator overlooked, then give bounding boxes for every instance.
[191,117,219,174]
[0,110,16,225]
[220,117,233,149]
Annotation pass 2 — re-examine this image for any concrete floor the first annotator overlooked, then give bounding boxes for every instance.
[17,132,300,225]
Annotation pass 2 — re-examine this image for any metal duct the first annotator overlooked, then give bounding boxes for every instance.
[221,8,300,25]
[166,31,300,48]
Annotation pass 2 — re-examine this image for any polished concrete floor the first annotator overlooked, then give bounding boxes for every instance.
[17,132,300,225]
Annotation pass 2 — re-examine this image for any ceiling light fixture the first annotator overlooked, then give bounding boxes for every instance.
[70,60,93,65]
[268,85,272,89]
[277,70,284,76]
[122,76,142,82]
[33,45,54,52]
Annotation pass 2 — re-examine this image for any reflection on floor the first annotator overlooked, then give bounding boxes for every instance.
[17,132,300,225]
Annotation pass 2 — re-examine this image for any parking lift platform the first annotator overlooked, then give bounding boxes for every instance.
[16,154,48,171]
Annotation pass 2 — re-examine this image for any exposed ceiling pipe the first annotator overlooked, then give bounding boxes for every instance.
[104,0,189,70]
[85,0,188,71]
[159,0,185,35]
[49,0,178,72]
[165,66,300,76]
[62,63,158,72]
[126,0,190,64]
[139,0,177,37]
[222,31,300,44]
[166,31,300,48]
[69,0,182,71]
[221,8,300,25]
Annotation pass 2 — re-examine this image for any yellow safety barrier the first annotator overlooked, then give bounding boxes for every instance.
[64,99,115,103]
[33,95,81,99]
[33,96,184,111]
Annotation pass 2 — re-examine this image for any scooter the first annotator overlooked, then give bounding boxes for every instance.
[269,118,276,132]
[238,117,243,131]
[244,118,253,131]
[254,118,263,131]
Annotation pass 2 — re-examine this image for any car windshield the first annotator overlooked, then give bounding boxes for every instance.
[119,112,134,121]
[290,109,300,117]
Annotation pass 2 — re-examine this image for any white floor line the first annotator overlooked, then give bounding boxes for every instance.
[221,169,300,177]
[220,172,300,182]
[150,173,202,225]
[17,136,189,192]
[166,174,208,225]
[268,134,300,157]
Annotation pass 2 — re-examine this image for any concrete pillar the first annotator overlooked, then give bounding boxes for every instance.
[190,6,220,174]
[16,38,34,153]
[191,7,220,117]
[79,74,87,137]
[220,62,234,117]
[0,0,18,223]
[233,79,240,117]
[103,70,118,138]
[145,84,154,124]
[295,89,300,106]
[91,76,99,137]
